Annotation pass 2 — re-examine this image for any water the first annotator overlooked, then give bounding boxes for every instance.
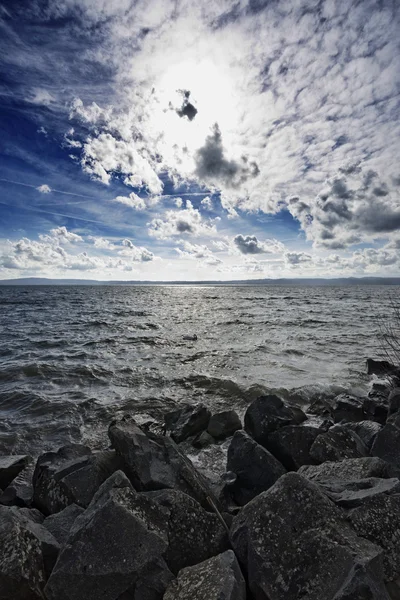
[0,284,395,457]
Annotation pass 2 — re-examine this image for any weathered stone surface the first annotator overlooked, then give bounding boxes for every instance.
[230,472,389,600]
[207,411,241,440]
[33,445,123,515]
[0,464,34,507]
[146,488,228,574]
[163,550,246,600]
[0,455,31,490]
[299,457,398,482]
[343,420,382,449]
[363,387,389,424]
[332,393,366,422]
[349,494,400,581]
[108,416,219,511]
[0,505,60,599]
[371,418,400,469]
[44,504,85,545]
[164,403,211,443]
[44,471,174,600]
[319,477,400,508]
[226,430,286,505]
[367,358,399,377]
[310,424,369,463]
[388,388,400,417]
[244,395,306,446]
[266,425,320,470]
[192,431,214,449]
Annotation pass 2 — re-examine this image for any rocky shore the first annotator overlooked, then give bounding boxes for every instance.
[2,358,400,599]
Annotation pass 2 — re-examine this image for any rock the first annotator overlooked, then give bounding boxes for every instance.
[145,488,228,574]
[0,464,34,507]
[192,431,214,449]
[164,403,211,443]
[230,472,389,600]
[363,388,389,424]
[299,457,398,483]
[44,504,85,545]
[266,425,320,470]
[389,388,400,417]
[367,358,399,377]
[44,471,174,600]
[19,507,45,524]
[163,550,246,600]
[244,395,306,446]
[108,416,219,511]
[318,477,400,508]
[226,430,286,505]
[0,505,60,599]
[308,394,366,423]
[349,494,400,581]
[0,455,31,489]
[343,420,382,449]
[371,417,400,469]
[207,410,241,440]
[310,424,369,463]
[33,445,123,515]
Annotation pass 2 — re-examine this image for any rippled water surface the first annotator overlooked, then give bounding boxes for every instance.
[0,284,396,456]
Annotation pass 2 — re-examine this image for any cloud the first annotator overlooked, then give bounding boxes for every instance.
[148,200,217,239]
[234,234,283,255]
[48,226,83,243]
[200,196,213,211]
[88,236,116,250]
[284,251,313,266]
[113,192,146,210]
[37,184,51,193]
[120,239,154,261]
[28,89,55,106]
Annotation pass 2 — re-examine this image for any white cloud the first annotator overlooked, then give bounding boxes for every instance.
[28,88,55,106]
[88,236,116,250]
[148,201,217,239]
[120,239,154,261]
[37,184,51,193]
[113,192,146,210]
[200,196,213,211]
[234,234,284,255]
[48,226,83,243]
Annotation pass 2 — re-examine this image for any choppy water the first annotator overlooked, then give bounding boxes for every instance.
[0,284,396,457]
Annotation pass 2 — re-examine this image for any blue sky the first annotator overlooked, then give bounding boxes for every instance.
[0,0,399,280]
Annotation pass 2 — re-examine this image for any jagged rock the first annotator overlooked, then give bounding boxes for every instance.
[371,417,400,469]
[0,455,31,490]
[44,504,85,545]
[299,457,398,483]
[44,471,174,600]
[244,395,306,446]
[192,431,214,449]
[164,403,211,443]
[318,477,400,508]
[389,388,400,417]
[310,424,369,463]
[343,420,382,449]
[163,550,246,600]
[19,508,45,523]
[367,358,399,377]
[230,472,389,600]
[145,489,228,574]
[207,411,241,440]
[308,394,366,423]
[363,387,389,424]
[108,416,219,511]
[349,494,400,581]
[0,505,60,599]
[226,430,286,505]
[33,445,123,515]
[266,425,320,470]
[0,464,34,507]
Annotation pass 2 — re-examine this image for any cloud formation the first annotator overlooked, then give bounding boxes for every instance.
[234,234,283,255]
[148,201,217,239]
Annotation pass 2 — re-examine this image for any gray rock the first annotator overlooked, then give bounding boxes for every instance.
[33,445,122,515]
[266,425,320,470]
[207,411,241,440]
[163,550,246,600]
[367,358,399,377]
[226,430,286,505]
[108,416,219,511]
[244,395,306,446]
[44,504,85,545]
[0,464,34,507]
[192,431,214,449]
[389,388,400,417]
[299,457,398,483]
[363,389,389,424]
[319,477,400,508]
[0,455,31,490]
[230,472,389,600]
[371,417,400,469]
[19,507,45,523]
[44,471,174,600]
[343,420,382,449]
[310,424,369,463]
[164,403,211,443]
[332,393,366,422]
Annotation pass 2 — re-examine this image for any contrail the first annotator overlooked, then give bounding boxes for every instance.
[0,178,97,200]
[0,201,113,226]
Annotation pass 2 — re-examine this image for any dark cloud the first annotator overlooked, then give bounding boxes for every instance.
[233,234,282,255]
[177,90,198,121]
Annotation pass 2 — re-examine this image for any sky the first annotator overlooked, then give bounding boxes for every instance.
[0,0,399,281]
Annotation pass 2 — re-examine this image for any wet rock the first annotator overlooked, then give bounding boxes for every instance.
[0,504,60,599]
[33,445,123,515]
[230,472,389,600]
[318,477,400,508]
[0,464,34,507]
[44,504,85,545]
[308,394,366,423]
[163,550,246,600]
[226,430,286,505]
[389,388,400,417]
[310,424,369,463]
[266,425,320,470]
[299,457,398,483]
[146,488,228,574]
[164,403,211,443]
[207,410,241,440]
[371,417,400,469]
[343,420,382,449]
[0,455,31,490]
[108,416,219,511]
[363,388,389,424]
[192,430,214,449]
[367,358,399,377]
[244,395,306,446]
[44,471,174,600]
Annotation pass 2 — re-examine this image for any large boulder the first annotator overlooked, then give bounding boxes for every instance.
[0,455,31,490]
[266,425,320,470]
[207,411,241,440]
[343,420,382,449]
[310,424,369,463]
[0,505,60,599]
[363,386,389,424]
[163,550,246,600]
[33,445,123,515]
[318,477,400,508]
[0,463,34,507]
[299,457,398,483]
[244,395,306,446]
[43,504,85,545]
[307,393,365,423]
[164,403,211,443]
[226,430,286,505]
[389,388,400,417]
[108,416,219,510]
[367,358,399,377]
[371,415,400,469]
[44,471,174,600]
[230,472,389,600]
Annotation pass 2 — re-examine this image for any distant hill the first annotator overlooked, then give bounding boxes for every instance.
[1,276,400,286]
